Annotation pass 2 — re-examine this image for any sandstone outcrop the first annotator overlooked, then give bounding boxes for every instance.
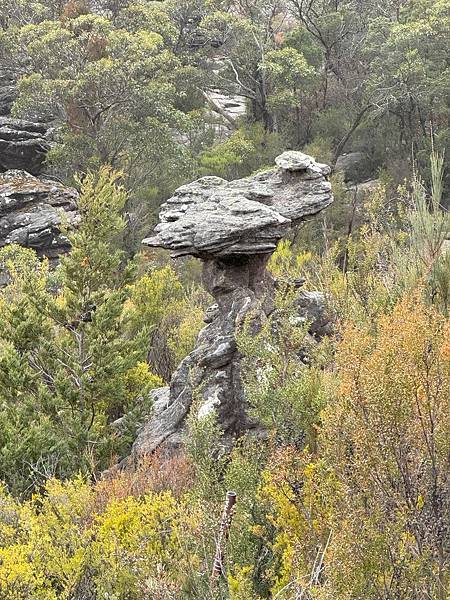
[143,150,332,258]
[0,96,78,265]
[0,170,78,260]
[0,117,51,175]
[0,69,17,116]
[131,151,333,458]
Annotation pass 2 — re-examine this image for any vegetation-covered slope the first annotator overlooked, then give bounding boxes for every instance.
[0,1,448,598]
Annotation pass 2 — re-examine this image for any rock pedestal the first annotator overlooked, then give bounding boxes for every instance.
[131,152,334,458]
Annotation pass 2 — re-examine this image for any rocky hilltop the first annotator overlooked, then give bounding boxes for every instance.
[130,151,333,459]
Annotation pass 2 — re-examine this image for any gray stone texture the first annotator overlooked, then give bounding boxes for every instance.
[130,152,334,459]
[0,170,78,259]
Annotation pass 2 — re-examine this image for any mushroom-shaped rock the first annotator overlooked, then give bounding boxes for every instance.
[130,152,333,460]
[143,152,332,258]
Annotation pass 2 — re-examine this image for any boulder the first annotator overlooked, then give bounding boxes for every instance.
[205,89,247,123]
[335,151,373,183]
[0,117,51,174]
[128,151,334,460]
[294,290,332,339]
[347,178,380,198]
[0,170,79,259]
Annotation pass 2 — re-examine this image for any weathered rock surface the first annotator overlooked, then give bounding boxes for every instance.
[0,91,77,271]
[204,88,247,131]
[143,151,332,258]
[0,117,51,174]
[294,290,333,339]
[0,170,78,259]
[335,151,376,183]
[129,152,333,459]
[0,70,17,116]
[347,178,380,198]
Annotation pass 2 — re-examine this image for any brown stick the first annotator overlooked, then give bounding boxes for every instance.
[211,491,237,586]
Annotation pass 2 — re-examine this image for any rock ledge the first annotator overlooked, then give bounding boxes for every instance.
[143,151,332,259]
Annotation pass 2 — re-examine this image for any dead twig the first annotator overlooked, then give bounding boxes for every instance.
[210,490,237,589]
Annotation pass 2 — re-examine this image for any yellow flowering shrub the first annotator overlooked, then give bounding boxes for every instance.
[318,294,450,599]
[91,492,184,597]
[0,478,94,599]
[0,476,199,599]
[259,295,449,599]
[0,289,447,600]
[268,240,312,280]
[123,362,163,403]
[167,301,205,365]
[125,266,184,330]
[260,448,339,597]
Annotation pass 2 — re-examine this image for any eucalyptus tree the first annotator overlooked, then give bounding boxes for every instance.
[199,0,292,130]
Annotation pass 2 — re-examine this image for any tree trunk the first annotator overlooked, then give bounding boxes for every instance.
[332,104,373,166]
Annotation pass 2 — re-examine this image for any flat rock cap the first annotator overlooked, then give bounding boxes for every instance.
[143,151,333,258]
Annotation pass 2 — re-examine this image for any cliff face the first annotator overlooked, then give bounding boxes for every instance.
[130,151,334,458]
[0,117,52,175]
[0,69,51,176]
[0,69,16,117]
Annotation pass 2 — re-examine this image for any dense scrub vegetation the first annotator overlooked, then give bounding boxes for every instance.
[0,0,449,598]
[0,288,448,598]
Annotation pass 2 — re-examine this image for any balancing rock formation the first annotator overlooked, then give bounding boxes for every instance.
[132,151,333,457]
